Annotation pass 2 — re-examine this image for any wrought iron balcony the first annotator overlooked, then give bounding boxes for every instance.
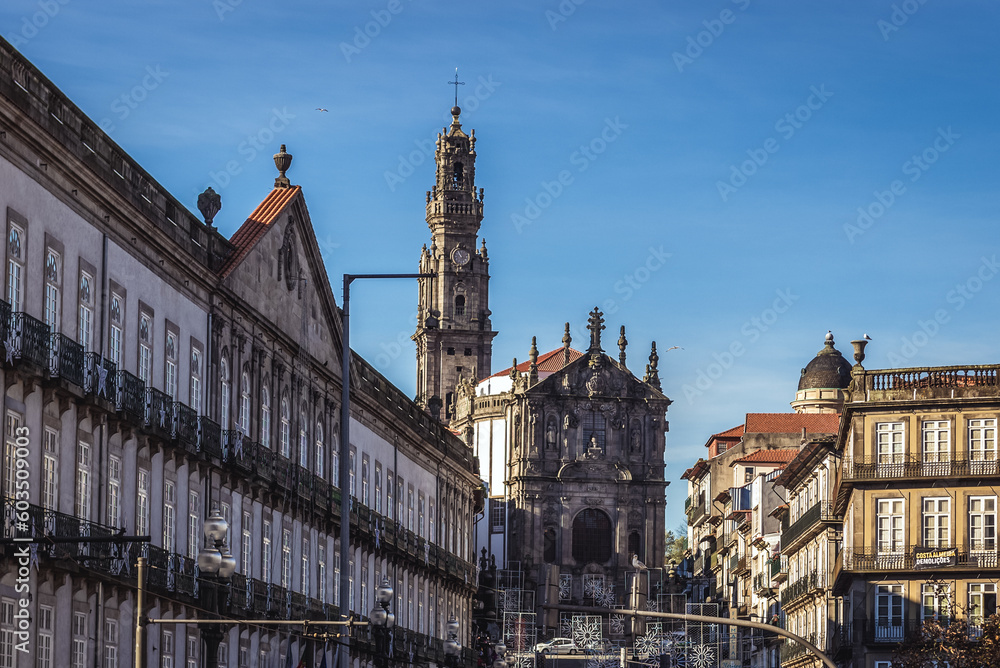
[198,416,223,459]
[0,299,10,343]
[145,388,173,437]
[780,572,821,607]
[8,311,49,369]
[49,332,84,386]
[116,369,145,422]
[855,618,922,644]
[172,402,198,451]
[84,352,117,400]
[844,454,1000,480]
[255,445,275,483]
[768,555,789,582]
[689,502,708,526]
[842,544,1000,571]
[782,501,837,550]
[222,429,254,473]
[779,633,816,662]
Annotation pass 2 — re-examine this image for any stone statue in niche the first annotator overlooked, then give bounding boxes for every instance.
[630,427,642,452]
[545,417,558,450]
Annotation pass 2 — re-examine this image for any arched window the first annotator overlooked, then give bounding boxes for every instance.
[315,421,325,477]
[572,508,613,564]
[238,372,251,433]
[280,396,290,458]
[220,357,231,428]
[298,411,309,468]
[454,295,465,317]
[453,162,464,186]
[628,531,642,560]
[544,527,557,564]
[260,386,271,449]
[331,428,340,483]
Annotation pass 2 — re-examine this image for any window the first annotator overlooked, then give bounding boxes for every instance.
[241,511,252,576]
[922,582,951,623]
[137,468,150,537]
[37,605,53,668]
[7,224,24,311]
[161,629,174,668]
[298,411,308,468]
[350,450,356,498]
[138,312,153,385]
[43,248,60,330]
[419,492,426,537]
[301,537,310,596]
[104,618,118,668]
[970,496,996,552]
[280,396,290,458]
[969,583,997,631]
[397,477,404,524]
[239,372,251,434]
[582,411,606,451]
[107,456,122,527]
[109,292,123,367]
[572,508,613,563]
[374,463,382,513]
[0,599,14,668]
[262,519,272,583]
[544,526,557,563]
[744,466,755,484]
[455,295,465,316]
[430,499,435,542]
[922,420,950,474]
[386,470,394,520]
[188,491,200,559]
[42,428,58,511]
[970,418,997,474]
[163,481,176,553]
[72,612,88,668]
[408,485,415,530]
[281,528,292,588]
[333,543,341,604]
[922,497,950,548]
[318,544,327,604]
[875,584,904,641]
[220,357,231,429]
[315,421,325,476]
[79,271,94,351]
[331,430,340,483]
[362,455,370,507]
[190,348,202,412]
[186,636,198,668]
[260,386,271,450]
[876,422,905,474]
[165,331,178,400]
[76,442,92,521]
[876,498,904,555]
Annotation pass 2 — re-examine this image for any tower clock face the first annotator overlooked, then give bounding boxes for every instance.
[452,247,471,266]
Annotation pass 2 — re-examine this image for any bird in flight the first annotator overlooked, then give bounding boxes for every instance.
[316,108,329,112]
[665,346,682,351]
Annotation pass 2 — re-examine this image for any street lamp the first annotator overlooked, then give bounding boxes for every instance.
[197,509,236,668]
[493,640,507,668]
[445,616,461,668]
[370,578,396,668]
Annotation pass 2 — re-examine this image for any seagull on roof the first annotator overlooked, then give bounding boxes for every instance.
[631,553,648,570]
[316,108,329,112]
[864,333,873,341]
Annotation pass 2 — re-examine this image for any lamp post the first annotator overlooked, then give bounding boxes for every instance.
[370,578,396,668]
[493,640,507,668]
[445,616,461,668]
[197,510,236,668]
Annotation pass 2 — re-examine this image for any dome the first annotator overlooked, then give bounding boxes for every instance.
[797,331,852,391]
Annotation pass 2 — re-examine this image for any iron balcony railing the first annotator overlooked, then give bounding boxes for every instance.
[172,402,198,451]
[780,572,821,607]
[782,501,837,549]
[146,387,173,436]
[197,416,222,459]
[9,311,49,368]
[779,633,816,662]
[49,332,84,386]
[844,454,1000,480]
[689,502,708,525]
[84,352,117,400]
[855,618,922,644]
[842,544,1000,571]
[769,555,789,581]
[0,299,10,343]
[116,369,145,422]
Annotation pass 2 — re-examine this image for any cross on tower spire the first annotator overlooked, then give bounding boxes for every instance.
[587,307,605,353]
[447,68,465,108]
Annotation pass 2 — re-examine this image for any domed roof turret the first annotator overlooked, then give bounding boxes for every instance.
[798,331,852,391]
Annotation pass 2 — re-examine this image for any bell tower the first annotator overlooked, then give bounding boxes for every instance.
[413,104,496,421]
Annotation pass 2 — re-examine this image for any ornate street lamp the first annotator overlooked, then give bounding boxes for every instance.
[445,616,462,668]
[197,510,236,668]
[370,578,396,668]
[493,640,507,668]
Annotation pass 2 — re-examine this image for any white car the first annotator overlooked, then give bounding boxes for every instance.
[534,638,578,654]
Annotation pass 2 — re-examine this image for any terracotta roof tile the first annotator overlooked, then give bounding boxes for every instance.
[219,186,301,278]
[489,347,584,378]
[715,425,745,439]
[732,449,800,465]
[744,413,840,434]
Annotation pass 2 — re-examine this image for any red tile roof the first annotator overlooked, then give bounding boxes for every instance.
[489,347,584,378]
[731,449,800,465]
[219,186,301,278]
[744,413,840,434]
[715,425,746,439]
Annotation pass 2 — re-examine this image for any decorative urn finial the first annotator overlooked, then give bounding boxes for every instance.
[618,325,628,367]
[197,187,222,227]
[273,144,293,188]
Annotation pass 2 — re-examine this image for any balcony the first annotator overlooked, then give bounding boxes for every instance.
[145,388,174,437]
[689,502,708,526]
[255,446,275,483]
[855,618,922,645]
[779,634,817,663]
[84,352,117,400]
[842,544,1000,571]
[782,501,837,551]
[9,311,49,369]
[198,416,222,459]
[172,402,198,451]
[769,555,788,582]
[49,332,84,386]
[844,453,1000,480]
[855,364,1000,402]
[116,369,145,422]
[223,430,255,475]
[753,572,774,595]
[780,572,822,607]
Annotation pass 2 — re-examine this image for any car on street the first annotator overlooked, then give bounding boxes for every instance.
[534,638,577,654]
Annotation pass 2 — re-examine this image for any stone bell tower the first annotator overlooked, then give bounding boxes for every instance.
[413,104,496,421]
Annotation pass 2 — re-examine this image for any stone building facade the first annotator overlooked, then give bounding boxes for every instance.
[0,38,481,668]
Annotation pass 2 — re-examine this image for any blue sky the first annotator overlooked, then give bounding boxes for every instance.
[4,0,999,534]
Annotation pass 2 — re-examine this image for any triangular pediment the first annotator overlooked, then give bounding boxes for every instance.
[525,351,671,404]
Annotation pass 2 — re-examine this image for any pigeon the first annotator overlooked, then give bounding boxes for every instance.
[316,108,329,112]
[864,333,873,341]
[631,553,648,570]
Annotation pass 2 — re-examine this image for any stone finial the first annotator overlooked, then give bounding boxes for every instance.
[587,307,605,353]
[509,358,519,382]
[197,187,221,227]
[529,337,539,385]
[562,323,572,366]
[618,325,628,367]
[850,339,868,368]
[480,238,488,260]
[644,341,661,391]
[273,144,293,188]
